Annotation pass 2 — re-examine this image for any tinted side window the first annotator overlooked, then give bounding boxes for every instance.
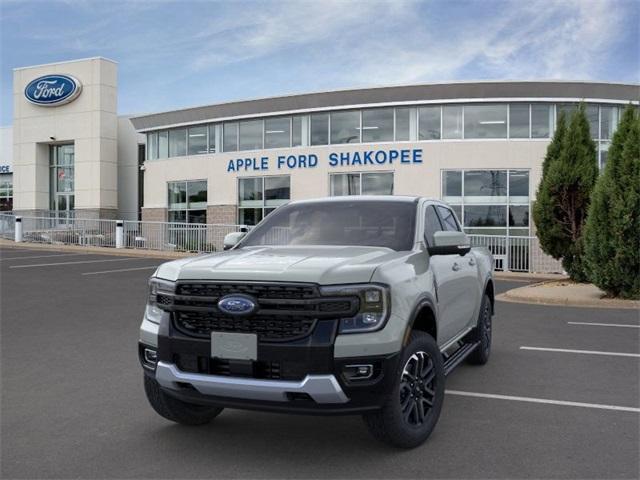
[437,205,461,232]
[424,206,443,246]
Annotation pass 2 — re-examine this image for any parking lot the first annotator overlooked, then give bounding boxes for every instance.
[1,244,638,479]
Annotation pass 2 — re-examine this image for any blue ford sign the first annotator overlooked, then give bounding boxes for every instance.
[217,295,257,316]
[24,74,82,106]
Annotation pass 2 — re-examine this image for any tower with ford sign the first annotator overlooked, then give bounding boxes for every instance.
[24,74,82,106]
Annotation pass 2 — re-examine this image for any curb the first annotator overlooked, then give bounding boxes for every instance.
[497,285,640,310]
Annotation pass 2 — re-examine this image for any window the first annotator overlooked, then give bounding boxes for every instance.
[442,170,462,198]
[187,126,207,155]
[208,124,217,153]
[442,105,463,139]
[239,120,263,150]
[223,122,238,152]
[169,128,187,157]
[395,107,411,141]
[330,172,393,196]
[586,104,599,139]
[419,106,441,140]
[168,180,207,223]
[310,113,329,145]
[509,104,529,138]
[292,116,303,147]
[362,108,393,142]
[436,205,460,232]
[0,173,13,211]
[424,205,443,246]
[49,144,75,218]
[441,169,530,237]
[158,131,168,159]
[600,106,619,140]
[330,110,360,144]
[238,176,290,226]
[531,104,552,138]
[265,117,291,149]
[147,132,158,160]
[464,104,507,139]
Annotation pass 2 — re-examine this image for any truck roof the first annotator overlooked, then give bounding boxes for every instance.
[289,195,444,205]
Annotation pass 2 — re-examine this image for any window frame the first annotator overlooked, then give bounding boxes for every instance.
[329,171,394,196]
[167,179,208,224]
[237,175,291,225]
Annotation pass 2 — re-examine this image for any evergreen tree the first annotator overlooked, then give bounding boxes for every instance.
[584,106,640,298]
[533,105,598,281]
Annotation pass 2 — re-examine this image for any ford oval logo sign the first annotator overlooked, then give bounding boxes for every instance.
[24,74,82,106]
[217,295,256,316]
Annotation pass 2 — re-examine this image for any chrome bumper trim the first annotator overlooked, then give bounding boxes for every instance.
[155,361,349,404]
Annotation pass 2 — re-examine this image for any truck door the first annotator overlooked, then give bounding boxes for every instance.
[435,205,480,335]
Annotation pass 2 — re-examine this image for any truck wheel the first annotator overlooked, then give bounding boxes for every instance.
[144,375,223,425]
[363,331,445,448]
[467,293,492,365]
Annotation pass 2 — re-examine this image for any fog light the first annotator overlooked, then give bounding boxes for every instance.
[144,348,158,366]
[343,364,373,380]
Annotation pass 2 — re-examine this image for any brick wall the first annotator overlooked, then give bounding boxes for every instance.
[206,205,237,225]
[141,208,167,223]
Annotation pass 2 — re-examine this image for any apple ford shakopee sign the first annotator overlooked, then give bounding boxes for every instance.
[24,74,82,106]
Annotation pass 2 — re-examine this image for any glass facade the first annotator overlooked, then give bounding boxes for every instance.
[143,103,624,165]
[238,176,290,225]
[49,144,75,218]
[442,169,530,236]
[330,172,394,196]
[167,180,207,223]
[0,173,12,211]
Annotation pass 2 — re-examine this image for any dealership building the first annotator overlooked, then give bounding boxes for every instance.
[5,57,639,240]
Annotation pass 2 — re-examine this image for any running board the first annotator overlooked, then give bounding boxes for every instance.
[443,341,480,376]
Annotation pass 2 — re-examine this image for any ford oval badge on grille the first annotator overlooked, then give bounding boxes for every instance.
[217,295,257,316]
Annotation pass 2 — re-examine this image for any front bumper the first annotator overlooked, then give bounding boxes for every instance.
[140,315,400,415]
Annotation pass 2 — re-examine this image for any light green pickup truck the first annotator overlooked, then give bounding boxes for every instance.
[139,196,494,448]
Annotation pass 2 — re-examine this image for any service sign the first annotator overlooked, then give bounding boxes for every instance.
[24,74,82,106]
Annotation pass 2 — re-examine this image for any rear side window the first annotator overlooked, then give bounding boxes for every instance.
[436,205,461,232]
[424,205,443,246]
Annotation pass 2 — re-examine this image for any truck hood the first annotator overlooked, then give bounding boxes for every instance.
[154,245,406,285]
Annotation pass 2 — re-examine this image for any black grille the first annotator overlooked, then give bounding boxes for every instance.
[174,353,283,379]
[167,282,359,342]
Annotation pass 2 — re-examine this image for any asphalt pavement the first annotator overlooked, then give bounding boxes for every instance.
[1,245,638,479]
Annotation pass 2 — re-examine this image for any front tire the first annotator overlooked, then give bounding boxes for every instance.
[363,331,445,448]
[467,293,492,365]
[144,375,224,425]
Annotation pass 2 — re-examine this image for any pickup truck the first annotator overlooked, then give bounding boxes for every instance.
[139,196,494,448]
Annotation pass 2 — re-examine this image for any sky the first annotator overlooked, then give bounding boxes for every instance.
[0,0,638,126]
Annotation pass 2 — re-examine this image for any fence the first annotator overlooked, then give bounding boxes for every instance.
[468,234,564,274]
[1,213,564,273]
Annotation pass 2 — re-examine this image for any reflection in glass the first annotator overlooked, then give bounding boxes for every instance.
[239,208,263,226]
[147,132,158,160]
[464,170,507,201]
[187,180,207,209]
[464,104,507,139]
[187,126,207,155]
[292,116,303,146]
[508,206,529,227]
[330,111,360,144]
[208,124,216,153]
[239,177,263,203]
[600,106,619,140]
[362,172,393,195]
[265,176,290,205]
[531,104,552,138]
[419,106,441,140]
[395,108,411,141]
[310,114,329,145]
[169,128,187,157]
[509,170,529,199]
[265,117,291,149]
[443,171,462,197]
[239,120,263,150]
[509,104,529,138]
[362,108,393,142]
[223,122,238,152]
[331,173,360,196]
[168,181,187,209]
[464,205,507,227]
[442,106,463,139]
[158,131,168,159]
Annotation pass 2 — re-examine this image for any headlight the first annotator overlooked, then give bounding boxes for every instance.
[146,277,175,324]
[320,284,390,334]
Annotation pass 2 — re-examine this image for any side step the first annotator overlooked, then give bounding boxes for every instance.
[443,341,480,376]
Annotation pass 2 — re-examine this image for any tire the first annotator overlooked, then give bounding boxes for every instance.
[144,375,223,425]
[363,331,445,449]
[467,293,492,365]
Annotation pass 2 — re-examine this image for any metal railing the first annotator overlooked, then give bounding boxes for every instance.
[468,234,564,274]
[0,213,15,240]
[20,216,118,247]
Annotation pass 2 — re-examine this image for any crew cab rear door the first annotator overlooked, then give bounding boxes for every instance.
[424,204,480,343]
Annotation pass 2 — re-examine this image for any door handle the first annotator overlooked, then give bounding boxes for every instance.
[469,258,476,266]
[452,262,461,272]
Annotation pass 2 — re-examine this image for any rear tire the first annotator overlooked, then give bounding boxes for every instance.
[467,293,492,365]
[363,331,445,448]
[144,375,223,425]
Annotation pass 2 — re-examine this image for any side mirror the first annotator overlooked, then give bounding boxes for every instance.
[223,231,246,250]
[428,231,471,256]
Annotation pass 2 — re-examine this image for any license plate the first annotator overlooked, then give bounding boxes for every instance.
[211,332,257,361]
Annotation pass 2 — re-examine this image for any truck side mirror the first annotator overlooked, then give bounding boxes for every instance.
[428,231,471,256]
[223,232,246,250]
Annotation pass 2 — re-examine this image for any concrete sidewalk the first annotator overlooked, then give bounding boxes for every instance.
[498,279,640,310]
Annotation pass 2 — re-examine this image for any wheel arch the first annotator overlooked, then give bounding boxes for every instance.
[484,277,495,312]
[403,297,438,346]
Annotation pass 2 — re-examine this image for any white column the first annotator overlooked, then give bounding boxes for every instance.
[116,220,124,248]
[14,217,23,243]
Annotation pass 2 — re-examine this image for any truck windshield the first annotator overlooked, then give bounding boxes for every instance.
[240,200,417,251]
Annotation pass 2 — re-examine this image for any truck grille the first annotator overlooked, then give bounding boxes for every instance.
[166,282,359,342]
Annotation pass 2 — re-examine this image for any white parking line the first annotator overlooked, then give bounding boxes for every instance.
[445,390,640,413]
[568,321,640,329]
[82,266,159,275]
[10,258,139,269]
[520,346,640,358]
[1,253,88,261]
